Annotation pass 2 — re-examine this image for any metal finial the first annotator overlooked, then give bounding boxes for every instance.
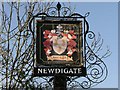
[57,2,61,16]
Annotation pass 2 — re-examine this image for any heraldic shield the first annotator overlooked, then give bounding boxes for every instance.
[52,36,67,55]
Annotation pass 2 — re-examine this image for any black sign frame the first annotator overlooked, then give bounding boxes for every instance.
[33,17,86,76]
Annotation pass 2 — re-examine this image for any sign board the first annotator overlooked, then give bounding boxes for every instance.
[34,66,86,76]
[34,18,86,76]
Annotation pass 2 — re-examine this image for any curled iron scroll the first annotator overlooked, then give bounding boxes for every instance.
[28,2,108,89]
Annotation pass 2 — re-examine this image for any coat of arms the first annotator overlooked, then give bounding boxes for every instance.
[43,24,77,61]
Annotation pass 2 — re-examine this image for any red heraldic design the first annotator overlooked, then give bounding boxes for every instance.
[43,29,77,61]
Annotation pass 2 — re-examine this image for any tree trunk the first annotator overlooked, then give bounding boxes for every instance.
[54,75,67,90]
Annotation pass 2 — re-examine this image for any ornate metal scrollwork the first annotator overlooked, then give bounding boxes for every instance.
[66,31,108,89]
[47,2,71,16]
[67,15,107,89]
[29,2,108,89]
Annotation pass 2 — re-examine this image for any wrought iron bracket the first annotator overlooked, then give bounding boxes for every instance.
[28,2,108,89]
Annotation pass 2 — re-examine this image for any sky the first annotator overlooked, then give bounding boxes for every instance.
[0,1,118,89]
[1,0,120,2]
[68,2,118,88]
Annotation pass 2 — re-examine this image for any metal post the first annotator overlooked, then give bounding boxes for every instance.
[54,75,67,90]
